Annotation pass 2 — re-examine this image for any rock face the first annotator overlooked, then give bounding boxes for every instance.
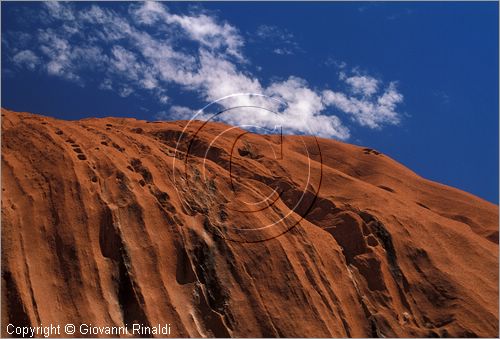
[2,108,498,338]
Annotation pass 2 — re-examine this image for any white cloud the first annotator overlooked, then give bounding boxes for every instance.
[38,30,77,80]
[265,77,350,139]
[119,87,133,97]
[99,78,113,91]
[44,1,75,21]
[323,81,403,128]
[12,50,39,70]
[5,2,405,140]
[132,1,166,25]
[256,25,295,44]
[158,95,169,104]
[168,105,194,119]
[111,46,137,73]
[169,13,244,60]
[345,75,379,96]
[132,2,244,60]
[325,57,347,69]
[273,48,293,55]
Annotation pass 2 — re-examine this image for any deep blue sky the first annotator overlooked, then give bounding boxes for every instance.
[2,2,498,203]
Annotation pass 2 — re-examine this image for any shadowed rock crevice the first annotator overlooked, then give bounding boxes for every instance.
[130,158,153,184]
[117,252,151,334]
[99,206,122,261]
[2,271,32,335]
[98,204,150,332]
[187,230,233,337]
[175,242,197,285]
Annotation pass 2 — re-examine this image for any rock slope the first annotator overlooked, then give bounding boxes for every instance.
[2,108,498,337]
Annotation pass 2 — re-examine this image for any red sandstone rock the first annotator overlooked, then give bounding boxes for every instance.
[1,108,498,337]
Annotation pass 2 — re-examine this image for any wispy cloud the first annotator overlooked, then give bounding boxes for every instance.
[12,50,40,70]
[323,81,403,129]
[433,90,450,105]
[254,24,300,55]
[3,2,405,140]
[133,2,245,60]
[160,105,194,120]
[344,75,379,97]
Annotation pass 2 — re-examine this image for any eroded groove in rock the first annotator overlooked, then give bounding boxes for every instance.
[2,271,32,334]
[117,251,151,333]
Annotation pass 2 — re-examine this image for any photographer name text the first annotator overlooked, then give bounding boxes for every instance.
[6,323,171,337]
